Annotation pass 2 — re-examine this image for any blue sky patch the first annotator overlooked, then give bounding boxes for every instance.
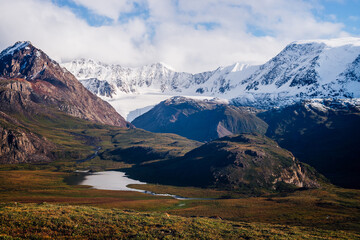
[195,22,220,31]
[312,0,360,35]
[51,0,360,36]
[118,2,150,24]
[52,0,113,27]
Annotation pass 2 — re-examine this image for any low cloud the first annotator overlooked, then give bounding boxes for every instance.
[0,0,348,73]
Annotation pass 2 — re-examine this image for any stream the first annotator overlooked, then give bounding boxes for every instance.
[76,146,101,163]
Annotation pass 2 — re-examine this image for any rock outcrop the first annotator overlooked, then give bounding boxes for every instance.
[0,112,54,164]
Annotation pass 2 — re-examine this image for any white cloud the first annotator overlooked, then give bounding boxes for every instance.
[71,0,134,20]
[349,16,359,21]
[0,0,350,73]
[0,0,154,66]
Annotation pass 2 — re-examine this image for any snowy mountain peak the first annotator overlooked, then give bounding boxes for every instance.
[229,62,251,72]
[157,62,175,71]
[293,37,360,47]
[0,41,31,58]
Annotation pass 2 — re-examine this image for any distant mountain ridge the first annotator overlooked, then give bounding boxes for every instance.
[63,37,360,110]
[132,96,267,142]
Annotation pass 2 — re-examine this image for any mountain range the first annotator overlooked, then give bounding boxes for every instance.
[63,35,360,190]
[62,38,360,189]
[62,37,360,117]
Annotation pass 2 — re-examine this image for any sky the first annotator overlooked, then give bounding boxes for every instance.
[0,0,359,73]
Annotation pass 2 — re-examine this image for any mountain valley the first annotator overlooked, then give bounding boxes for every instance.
[0,40,359,239]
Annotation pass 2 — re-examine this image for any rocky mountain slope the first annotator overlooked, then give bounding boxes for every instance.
[63,37,360,111]
[0,41,131,127]
[259,98,360,189]
[0,111,55,164]
[132,96,267,142]
[127,134,322,193]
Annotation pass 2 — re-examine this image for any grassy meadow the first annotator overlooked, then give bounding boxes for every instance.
[0,169,360,239]
[1,203,359,239]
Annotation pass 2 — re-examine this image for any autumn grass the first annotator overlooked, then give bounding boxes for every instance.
[0,203,359,240]
[0,170,360,236]
[167,190,360,232]
[129,182,360,233]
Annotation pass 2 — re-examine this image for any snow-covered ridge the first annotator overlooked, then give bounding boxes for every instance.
[61,58,258,96]
[61,58,228,96]
[294,37,360,47]
[230,37,360,108]
[164,96,229,106]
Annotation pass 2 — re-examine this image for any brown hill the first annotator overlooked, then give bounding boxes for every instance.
[126,134,322,194]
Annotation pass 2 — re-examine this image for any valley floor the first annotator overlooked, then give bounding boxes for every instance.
[0,170,359,239]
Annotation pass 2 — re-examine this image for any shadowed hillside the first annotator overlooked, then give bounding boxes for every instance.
[126,134,323,194]
[259,99,360,189]
[132,96,267,142]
